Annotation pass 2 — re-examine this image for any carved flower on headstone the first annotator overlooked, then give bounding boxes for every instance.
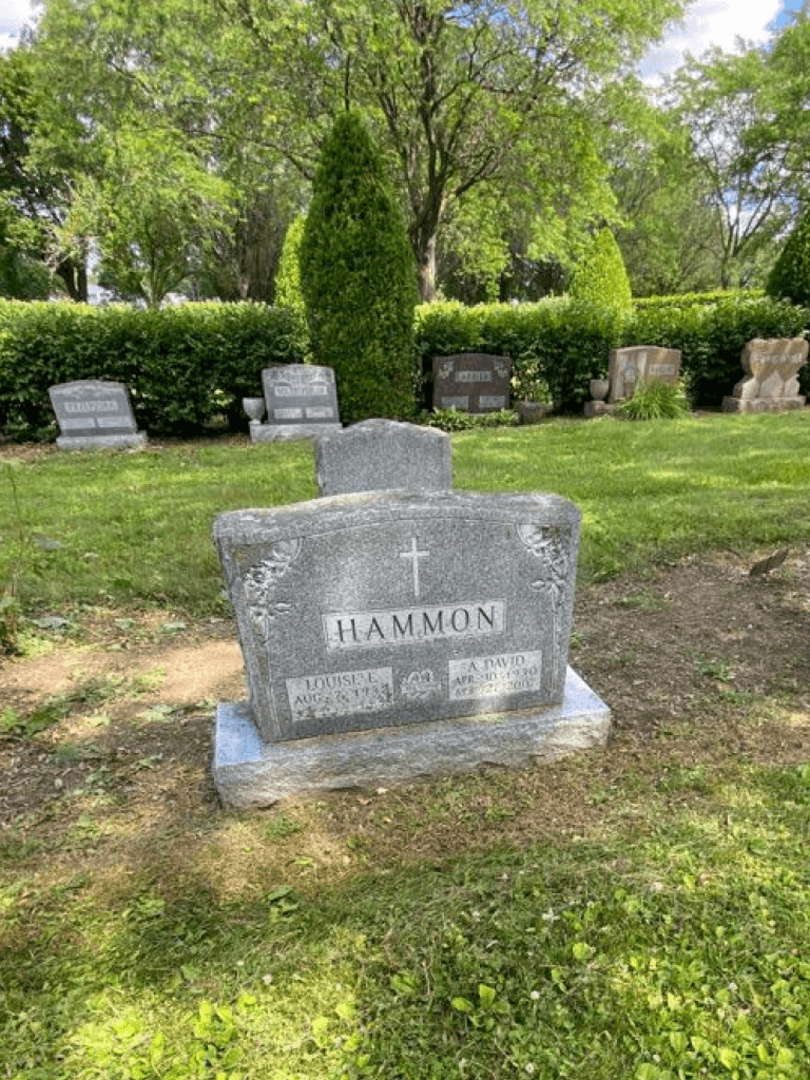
[243,539,301,646]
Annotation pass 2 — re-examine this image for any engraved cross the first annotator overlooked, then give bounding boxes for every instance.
[400,536,429,600]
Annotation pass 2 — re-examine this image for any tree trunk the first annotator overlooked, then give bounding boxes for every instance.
[418,234,437,302]
[54,256,88,302]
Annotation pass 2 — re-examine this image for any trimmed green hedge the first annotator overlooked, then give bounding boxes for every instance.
[0,300,308,439]
[629,293,809,404]
[416,293,809,411]
[1,291,808,442]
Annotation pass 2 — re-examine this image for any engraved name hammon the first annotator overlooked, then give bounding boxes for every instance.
[323,601,504,651]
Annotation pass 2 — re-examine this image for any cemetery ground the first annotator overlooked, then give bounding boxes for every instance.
[1,413,810,1079]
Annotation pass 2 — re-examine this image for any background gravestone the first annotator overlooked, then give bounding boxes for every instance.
[212,490,610,806]
[49,380,146,450]
[607,346,682,403]
[250,364,342,442]
[432,354,512,413]
[722,338,808,413]
[316,419,452,496]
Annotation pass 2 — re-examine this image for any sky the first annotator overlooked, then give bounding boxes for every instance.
[0,0,806,71]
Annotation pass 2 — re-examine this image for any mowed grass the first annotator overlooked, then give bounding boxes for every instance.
[2,762,810,1079]
[452,411,810,580]
[2,410,810,615]
[2,411,810,1079]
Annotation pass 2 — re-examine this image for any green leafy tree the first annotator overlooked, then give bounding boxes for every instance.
[670,45,793,288]
[217,0,686,298]
[30,0,686,302]
[765,205,810,305]
[58,124,233,308]
[570,228,632,313]
[300,111,418,422]
[0,45,86,300]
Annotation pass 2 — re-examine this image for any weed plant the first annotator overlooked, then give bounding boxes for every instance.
[614,379,691,420]
[420,407,519,431]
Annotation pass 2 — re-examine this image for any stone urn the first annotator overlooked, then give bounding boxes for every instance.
[589,378,610,402]
[242,397,266,424]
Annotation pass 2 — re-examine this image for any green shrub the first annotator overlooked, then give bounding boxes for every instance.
[628,293,809,404]
[614,378,691,420]
[300,111,419,422]
[0,300,309,439]
[766,208,810,307]
[570,228,633,315]
[634,289,763,311]
[415,298,624,413]
[274,214,306,311]
[419,407,518,431]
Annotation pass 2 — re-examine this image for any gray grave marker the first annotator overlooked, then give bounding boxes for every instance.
[48,380,146,450]
[250,364,342,441]
[607,346,682,403]
[316,419,452,496]
[432,354,512,413]
[212,490,609,806]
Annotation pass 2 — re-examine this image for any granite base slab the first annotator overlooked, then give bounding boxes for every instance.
[583,401,615,418]
[250,422,342,443]
[55,432,147,450]
[212,667,610,809]
[721,396,805,413]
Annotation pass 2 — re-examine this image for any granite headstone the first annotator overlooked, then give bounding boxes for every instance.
[48,380,146,450]
[607,346,682,403]
[250,364,342,442]
[212,490,610,806]
[315,419,452,496]
[432,354,512,413]
[722,338,808,413]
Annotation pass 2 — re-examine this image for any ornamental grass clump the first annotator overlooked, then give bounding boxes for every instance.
[614,379,691,420]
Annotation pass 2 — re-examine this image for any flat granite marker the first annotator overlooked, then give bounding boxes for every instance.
[212,490,610,807]
[250,364,342,442]
[432,354,512,413]
[722,338,808,413]
[49,380,146,450]
[316,419,452,496]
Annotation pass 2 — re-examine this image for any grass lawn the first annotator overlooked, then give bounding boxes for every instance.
[1,411,809,1080]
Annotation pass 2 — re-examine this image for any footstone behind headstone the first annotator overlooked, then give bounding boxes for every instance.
[721,338,808,413]
[316,419,452,496]
[250,364,342,442]
[212,490,610,807]
[49,380,146,450]
[432,354,512,413]
[607,346,682,403]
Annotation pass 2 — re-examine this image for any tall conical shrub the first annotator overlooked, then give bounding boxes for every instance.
[570,227,632,314]
[274,214,306,311]
[766,208,810,306]
[300,111,419,422]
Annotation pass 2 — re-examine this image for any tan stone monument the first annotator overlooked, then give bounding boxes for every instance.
[722,338,808,413]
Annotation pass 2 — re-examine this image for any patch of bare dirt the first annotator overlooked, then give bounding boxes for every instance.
[1,547,808,890]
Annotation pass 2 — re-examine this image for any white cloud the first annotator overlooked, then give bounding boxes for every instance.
[0,0,40,53]
[641,0,786,83]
